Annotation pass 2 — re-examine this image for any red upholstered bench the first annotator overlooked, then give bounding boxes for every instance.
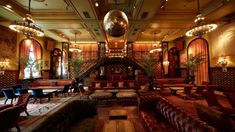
[30,79,73,90]
[155,78,193,88]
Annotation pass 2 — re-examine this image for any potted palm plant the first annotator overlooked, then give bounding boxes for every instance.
[68,56,84,93]
[69,56,84,79]
[183,53,206,84]
[141,53,160,91]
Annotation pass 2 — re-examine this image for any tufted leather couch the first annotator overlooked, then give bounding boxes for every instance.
[139,94,216,132]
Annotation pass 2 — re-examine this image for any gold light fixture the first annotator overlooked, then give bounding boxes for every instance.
[218,56,228,67]
[0,58,9,70]
[149,32,162,53]
[103,9,129,37]
[9,0,44,37]
[69,32,82,52]
[217,55,228,72]
[185,0,217,37]
[103,0,128,37]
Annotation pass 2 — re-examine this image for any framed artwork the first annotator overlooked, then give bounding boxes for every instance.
[0,26,17,59]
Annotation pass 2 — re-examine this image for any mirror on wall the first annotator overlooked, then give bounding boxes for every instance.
[50,48,62,79]
[50,43,69,79]
[62,43,69,79]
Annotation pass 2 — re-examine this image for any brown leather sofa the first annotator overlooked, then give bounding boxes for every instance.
[139,94,216,132]
[30,79,73,89]
[194,103,235,132]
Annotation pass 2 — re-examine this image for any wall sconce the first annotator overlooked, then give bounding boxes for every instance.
[0,58,9,70]
[163,60,169,74]
[218,56,228,67]
[217,56,228,72]
[163,60,170,66]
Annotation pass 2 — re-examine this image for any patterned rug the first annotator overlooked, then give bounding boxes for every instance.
[0,94,77,131]
[21,97,70,116]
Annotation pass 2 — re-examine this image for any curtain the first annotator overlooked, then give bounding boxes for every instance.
[188,39,209,85]
[32,40,41,60]
[19,39,31,79]
[32,40,42,78]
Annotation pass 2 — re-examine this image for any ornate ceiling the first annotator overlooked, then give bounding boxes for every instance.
[0,0,235,44]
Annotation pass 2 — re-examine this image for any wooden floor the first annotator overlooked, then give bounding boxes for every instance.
[96,105,146,132]
[68,103,146,132]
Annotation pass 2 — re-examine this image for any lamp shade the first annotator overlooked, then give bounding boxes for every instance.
[103,9,128,37]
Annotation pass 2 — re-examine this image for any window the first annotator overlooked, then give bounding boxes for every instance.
[19,39,42,79]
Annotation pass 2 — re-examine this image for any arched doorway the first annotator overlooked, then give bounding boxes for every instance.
[187,38,209,85]
[168,47,180,78]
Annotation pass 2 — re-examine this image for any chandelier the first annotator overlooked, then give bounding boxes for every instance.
[69,32,82,52]
[185,0,217,37]
[9,0,44,37]
[149,32,162,53]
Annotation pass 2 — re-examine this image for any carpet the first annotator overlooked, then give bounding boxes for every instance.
[17,97,72,129]
[20,97,70,116]
[0,95,76,131]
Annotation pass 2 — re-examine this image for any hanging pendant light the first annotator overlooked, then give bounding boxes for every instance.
[185,0,217,37]
[69,32,82,52]
[9,0,44,37]
[149,32,162,53]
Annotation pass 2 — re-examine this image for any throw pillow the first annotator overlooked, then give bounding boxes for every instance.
[129,82,135,87]
[118,82,124,88]
[168,80,174,84]
[51,81,57,86]
[107,83,112,87]
[95,83,101,88]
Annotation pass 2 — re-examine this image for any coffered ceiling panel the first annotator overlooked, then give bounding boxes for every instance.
[0,0,234,43]
[14,0,70,11]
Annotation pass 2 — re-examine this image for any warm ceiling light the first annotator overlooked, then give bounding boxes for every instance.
[95,2,99,7]
[149,48,162,53]
[69,32,82,52]
[6,5,12,9]
[185,0,217,37]
[149,32,162,53]
[9,0,44,37]
[69,45,82,52]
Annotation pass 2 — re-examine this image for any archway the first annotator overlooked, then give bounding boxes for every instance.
[187,38,209,85]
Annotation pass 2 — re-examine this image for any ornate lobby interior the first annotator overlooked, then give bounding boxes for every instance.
[0,0,235,132]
